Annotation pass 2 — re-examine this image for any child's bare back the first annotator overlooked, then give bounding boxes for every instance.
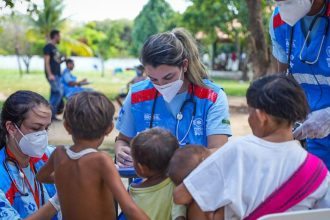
[37,92,149,220]
[53,146,117,220]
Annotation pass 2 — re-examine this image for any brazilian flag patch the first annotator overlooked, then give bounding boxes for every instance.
[222,119,231,125]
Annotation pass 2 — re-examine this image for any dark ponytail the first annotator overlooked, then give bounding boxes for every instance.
[0,90,50,148]
[246,75,309,125]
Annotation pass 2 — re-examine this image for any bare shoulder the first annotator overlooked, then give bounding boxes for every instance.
[93,152,116,172]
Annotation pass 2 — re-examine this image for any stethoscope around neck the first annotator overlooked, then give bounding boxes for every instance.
[287,7,330,74]
[3,149,45,207]
[149,84,197,145]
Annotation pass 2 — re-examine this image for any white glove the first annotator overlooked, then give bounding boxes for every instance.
[49,193,61,212]
[293,107,330,140]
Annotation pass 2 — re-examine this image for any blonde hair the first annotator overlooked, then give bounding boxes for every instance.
[140,27,208,87]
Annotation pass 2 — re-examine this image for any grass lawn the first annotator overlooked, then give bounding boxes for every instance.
[0,69,249,103]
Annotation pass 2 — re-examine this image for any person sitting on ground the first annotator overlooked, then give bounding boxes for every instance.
[61,59,92,98]
[116,65,146,107]
[124,127,186,220]
[168,145,223,220]
[173,75,330,220]
[36,91,149,220]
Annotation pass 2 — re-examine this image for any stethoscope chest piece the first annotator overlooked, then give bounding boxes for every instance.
[176,112,183,121]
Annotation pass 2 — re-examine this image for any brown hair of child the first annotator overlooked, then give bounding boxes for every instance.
[168,145,211,185]
[131,127,179,174]
[64,91,115,140]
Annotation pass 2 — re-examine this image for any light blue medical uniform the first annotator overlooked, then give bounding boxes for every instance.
[116,79,232,147]
[270,3,330,168]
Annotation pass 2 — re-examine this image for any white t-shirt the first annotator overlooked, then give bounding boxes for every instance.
[183,135,330,220]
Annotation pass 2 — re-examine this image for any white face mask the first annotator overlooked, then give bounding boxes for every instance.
[15,125,48,158]
[153,71,184,103]
[277,0,313,26]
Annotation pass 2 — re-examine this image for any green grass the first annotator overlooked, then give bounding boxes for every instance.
[0,69,249,101]
[212,77,249,97]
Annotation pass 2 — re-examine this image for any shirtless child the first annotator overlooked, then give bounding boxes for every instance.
[37,92,149,220]
[168,145,224,220]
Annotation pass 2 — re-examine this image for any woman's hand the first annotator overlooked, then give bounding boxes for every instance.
[116,145,133,167]
[115,133,133,167]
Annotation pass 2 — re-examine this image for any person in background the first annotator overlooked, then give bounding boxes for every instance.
[61,58,92,98]
[116,65,146,107]
[43,29,65,121]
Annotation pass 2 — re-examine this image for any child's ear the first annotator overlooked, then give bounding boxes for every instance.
[63,120,72,135]
[255,109,268,126]
[136,163,149,177]
[105,122,114,135]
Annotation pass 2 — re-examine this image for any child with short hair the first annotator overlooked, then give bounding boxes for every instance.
[128,127,186,220]
[36,91,149,220]
[168,145,220,220]
[61,59,92,98]
[174,75,330,219]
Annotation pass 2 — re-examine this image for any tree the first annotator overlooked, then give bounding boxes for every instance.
[30,0,65,39]
[182,0,275,78]
[131,0,176,55]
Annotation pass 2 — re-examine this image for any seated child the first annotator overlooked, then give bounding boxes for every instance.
[116,65,146,107]
[128,127,186,220]
[36,91,149,220]
[173,75,330,219]
[168,145,223,220]
[61,59,92,98]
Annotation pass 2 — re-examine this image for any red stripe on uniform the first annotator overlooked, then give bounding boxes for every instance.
[327,3,330,17]
[5,182,19,205]
[273,13,285,29]
[30,154,49,164]
[131,88,159,104]
[189,84,218,103]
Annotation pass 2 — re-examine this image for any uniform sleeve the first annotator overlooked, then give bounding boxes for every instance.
[171,201,186,220]
[0,190,21,220]
[115,91,137,138]
[269,13,288,64]
[206,89,232,136]
[183,149,229,212]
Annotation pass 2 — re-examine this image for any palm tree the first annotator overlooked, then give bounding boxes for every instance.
[31,0,93,57]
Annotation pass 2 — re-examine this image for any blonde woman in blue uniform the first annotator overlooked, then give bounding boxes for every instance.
[115,28,232,167]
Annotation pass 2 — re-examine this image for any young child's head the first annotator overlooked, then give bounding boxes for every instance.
[66,58,74,70]
[168,145,210,185]
[131,127,179,178]
[246,75,309,137]
[64,91,115,142]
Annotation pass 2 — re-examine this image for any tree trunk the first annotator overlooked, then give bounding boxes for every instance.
[211,41,217,70]
[15,46,23,77]
[245,0,270,79]
[22,55,31,74]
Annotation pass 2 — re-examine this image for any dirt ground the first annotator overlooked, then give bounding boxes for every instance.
[48,96,251,151]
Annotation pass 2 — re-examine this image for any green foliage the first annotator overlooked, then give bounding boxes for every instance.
[30,0,65,38]
[131,0,176,55]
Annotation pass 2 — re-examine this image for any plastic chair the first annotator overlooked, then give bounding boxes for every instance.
[258,209,330,220]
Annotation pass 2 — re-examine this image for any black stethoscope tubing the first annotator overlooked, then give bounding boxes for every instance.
[149,84,197,129]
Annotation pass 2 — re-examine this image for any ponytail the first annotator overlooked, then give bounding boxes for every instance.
[172,28,208,87]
